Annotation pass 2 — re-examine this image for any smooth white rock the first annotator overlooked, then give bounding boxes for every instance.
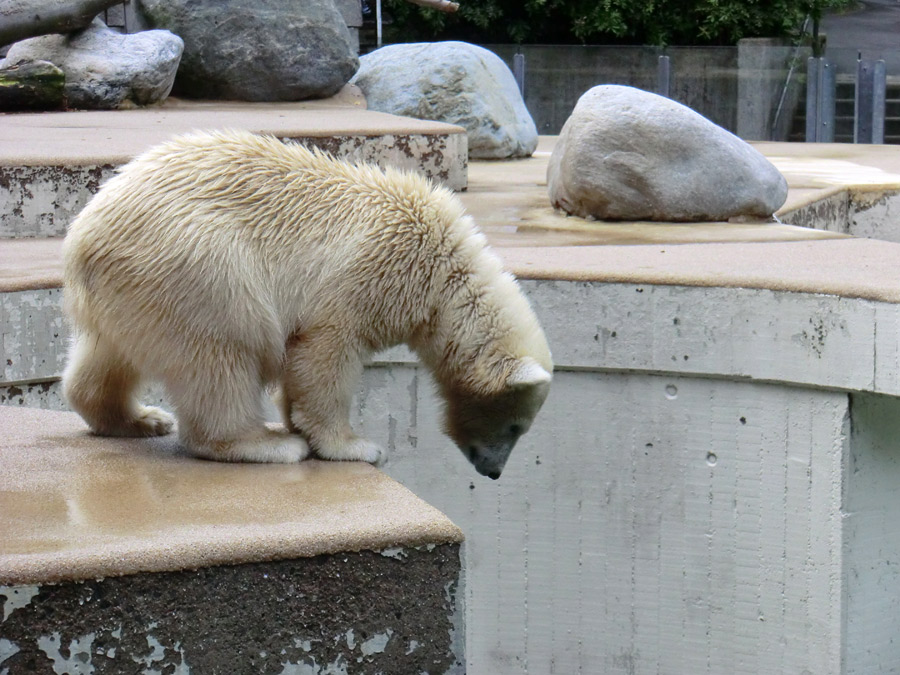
[352,41,537,159]
[547,85,789,222]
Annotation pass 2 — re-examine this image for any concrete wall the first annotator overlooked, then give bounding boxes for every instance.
[485,43,807,140]
[844,393,900,674]
[737,38,811,141]
[782,187,900,243]
[6,276,900,673]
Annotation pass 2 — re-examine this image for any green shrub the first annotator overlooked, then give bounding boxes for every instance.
[381,0,855,46]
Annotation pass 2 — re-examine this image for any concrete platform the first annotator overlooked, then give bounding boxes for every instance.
[6,137,900,305]
[0,89,468,237]
[0,407,462,585]
[464,136,900,245]
[0,407,465,674]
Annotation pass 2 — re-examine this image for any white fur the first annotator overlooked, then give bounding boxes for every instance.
[63,130,552,469]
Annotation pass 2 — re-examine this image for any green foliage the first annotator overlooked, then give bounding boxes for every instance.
[381,0,855,46]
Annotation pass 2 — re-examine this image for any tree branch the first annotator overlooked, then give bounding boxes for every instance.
[0,0,122,46]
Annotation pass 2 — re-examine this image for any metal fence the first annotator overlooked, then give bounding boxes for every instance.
[490,44,893,144]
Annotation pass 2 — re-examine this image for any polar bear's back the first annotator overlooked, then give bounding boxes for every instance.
[63,130,473,377]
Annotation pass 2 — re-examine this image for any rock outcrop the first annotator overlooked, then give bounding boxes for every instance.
[2,18,182,109]
[0,60,65,110]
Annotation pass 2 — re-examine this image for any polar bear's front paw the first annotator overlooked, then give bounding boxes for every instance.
[97,406,175,437]
[133,406,176,436]
[189,430,310,464]
[316,437,386,466]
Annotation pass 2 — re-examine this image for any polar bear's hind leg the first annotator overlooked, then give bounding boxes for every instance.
[63,330,175,438]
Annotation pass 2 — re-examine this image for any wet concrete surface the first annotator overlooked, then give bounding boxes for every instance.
[0,407,463,585]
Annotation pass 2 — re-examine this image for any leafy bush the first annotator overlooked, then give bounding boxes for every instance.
[381,0,854,46]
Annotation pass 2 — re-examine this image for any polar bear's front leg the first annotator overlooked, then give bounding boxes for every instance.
[169,347,311,464]
[281,326,386,466]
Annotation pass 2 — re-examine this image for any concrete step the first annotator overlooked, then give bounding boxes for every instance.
[0,88,468,239]
[0,406,465,674]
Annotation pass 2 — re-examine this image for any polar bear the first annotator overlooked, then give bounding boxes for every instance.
[63,129,552,479]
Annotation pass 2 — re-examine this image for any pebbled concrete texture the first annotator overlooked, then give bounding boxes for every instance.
[0,546,464,675]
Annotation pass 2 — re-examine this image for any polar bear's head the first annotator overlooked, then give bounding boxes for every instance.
[444,357,551,480]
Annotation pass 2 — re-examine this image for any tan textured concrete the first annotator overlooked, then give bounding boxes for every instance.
[0,87,465,165]
[0,238,62,291]
[7,135,900,304]
[0,406,464,585]
[499,238,900,303]
[462,136,900,246]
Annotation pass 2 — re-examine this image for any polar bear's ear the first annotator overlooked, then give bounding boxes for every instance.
[506,357,552,388]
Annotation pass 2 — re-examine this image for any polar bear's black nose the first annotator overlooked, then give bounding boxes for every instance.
[487,470,501,480]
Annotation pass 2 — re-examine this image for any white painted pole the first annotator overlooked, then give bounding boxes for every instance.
[376,0,382,47]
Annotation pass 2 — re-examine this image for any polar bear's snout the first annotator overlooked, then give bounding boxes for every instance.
[463,434,521,480]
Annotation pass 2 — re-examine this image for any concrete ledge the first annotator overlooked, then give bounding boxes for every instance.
[0,407,462,586]
[7,240,900,399]
[0,95,468,238]
[0,407,465,673]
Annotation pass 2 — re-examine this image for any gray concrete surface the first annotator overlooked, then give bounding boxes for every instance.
[822,0,900,70]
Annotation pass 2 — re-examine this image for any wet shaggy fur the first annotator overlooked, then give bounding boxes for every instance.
[63,130,552,476]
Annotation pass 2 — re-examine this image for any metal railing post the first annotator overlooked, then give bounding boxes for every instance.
[806,57,819,141]
[657,55,670,97]
[513,53,525,97]
[873,60,886,144]
[819,59,836,142]
[855,57,886,144]
[807,57,835,142]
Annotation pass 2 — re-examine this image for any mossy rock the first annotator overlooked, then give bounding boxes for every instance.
[0,60,66,111]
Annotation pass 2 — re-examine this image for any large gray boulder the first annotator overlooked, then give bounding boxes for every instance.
[139,0,359,101]
[547,85,788,222]
[0,0,121,46]
[352,42,538,159]
[2,19,182,109]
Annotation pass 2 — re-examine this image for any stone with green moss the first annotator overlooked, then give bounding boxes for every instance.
[0,60,66,111]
